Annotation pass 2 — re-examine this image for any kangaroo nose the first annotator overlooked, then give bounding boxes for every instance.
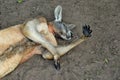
[66,35,71,39]
[71,32,73,37]
[66,32,73,39]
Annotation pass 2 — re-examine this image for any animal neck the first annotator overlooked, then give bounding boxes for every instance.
[48,22,55,35]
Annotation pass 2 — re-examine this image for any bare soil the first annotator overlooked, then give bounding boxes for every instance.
[0,0,120,80]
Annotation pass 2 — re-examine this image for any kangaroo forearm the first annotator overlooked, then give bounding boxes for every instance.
[58,36,88,54]
[42,36,88,59]
[32,35,58,56]
[22,26,58,56]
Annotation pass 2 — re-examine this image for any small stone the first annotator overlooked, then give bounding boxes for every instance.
[113,40,118,43]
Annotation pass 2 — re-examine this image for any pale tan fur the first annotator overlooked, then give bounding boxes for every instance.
[0,18,58,78]
[21,17,59,59]
[0,18,88,78]
[0,25,25,55]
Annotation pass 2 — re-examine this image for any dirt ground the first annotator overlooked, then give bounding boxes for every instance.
[0,0,120,80]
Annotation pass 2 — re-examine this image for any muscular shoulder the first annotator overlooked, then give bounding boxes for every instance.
[22,17,49,35]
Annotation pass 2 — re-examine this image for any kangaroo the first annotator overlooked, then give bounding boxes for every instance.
[0,5,92,78]
[21,5,76,69]
[0,24,92,78]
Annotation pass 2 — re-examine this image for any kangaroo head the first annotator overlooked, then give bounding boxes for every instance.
[53,5,76,40]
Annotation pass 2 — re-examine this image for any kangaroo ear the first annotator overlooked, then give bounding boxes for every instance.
[66,24,76,30]
[54,5,62,22]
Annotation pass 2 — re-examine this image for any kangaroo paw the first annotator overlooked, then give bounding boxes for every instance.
[54,60,60,70]
[82,24,92,37]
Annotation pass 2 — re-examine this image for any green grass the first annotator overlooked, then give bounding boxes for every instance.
[17,0,23,3]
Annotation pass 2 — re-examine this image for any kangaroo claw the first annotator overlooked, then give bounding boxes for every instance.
[82,24,92,37]
[54,60,60,70]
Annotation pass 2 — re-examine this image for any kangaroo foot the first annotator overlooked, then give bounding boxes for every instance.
[83,24,92,37]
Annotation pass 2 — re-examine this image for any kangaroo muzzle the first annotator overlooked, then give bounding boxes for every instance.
[66,31,73,40]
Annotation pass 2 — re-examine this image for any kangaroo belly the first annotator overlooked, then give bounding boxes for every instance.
[0,38,38,79]
[0,17,58,78]
[0,53,23,78]
[0,24,25,55]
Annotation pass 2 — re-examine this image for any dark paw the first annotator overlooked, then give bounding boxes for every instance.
[82,24,92,37]
[54,60,60,70]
